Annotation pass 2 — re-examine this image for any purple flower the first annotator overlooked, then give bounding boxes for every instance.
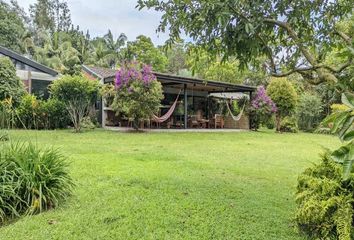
[115,62,157,89]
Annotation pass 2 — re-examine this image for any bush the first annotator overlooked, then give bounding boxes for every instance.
[297,93,323,131]
[81,116,96,130]
[249,86,277,131]
[0,97,16,129]
[0,57,25,106]
[40,98,70,129]
[267,78,297,132]
[16,95,70,130]
[295,154,354,240]
[0,142,74,224]
[110,63,163,130]
[279,116,298,133]
[264,117,275,129]
[51,75,100,132]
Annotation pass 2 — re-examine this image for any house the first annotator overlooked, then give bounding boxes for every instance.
[82,65,256,130]
[0,46,59,99]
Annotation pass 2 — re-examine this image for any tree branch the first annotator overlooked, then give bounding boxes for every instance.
[335,30,352,45]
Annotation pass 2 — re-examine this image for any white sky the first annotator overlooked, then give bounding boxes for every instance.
[13,0,170,45]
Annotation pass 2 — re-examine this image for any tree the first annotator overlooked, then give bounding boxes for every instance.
[125,35,167,72]
[109,63,163,130]
[0,57,25,105]
[103,30,127,68]
[297,93,323,131]
[267,78,297,132]
[0,1,27,52]
[29,0,71,33]
[138,0,353,85]
[50,75,100,132]
[165,41,187,75]
[249,86,277,131]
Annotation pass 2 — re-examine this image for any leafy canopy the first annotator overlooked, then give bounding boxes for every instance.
[138,0,353,84]
[125,35,168,72]
[110,63,163,130]
[0,57,25,105]
[50,75,100,132]
[267,78,297,117]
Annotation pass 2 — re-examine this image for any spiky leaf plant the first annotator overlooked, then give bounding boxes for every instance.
[0,142,74,224]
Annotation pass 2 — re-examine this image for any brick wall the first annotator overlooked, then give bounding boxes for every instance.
[224,114,250,130]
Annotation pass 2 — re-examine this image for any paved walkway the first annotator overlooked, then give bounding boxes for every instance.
[104,127,247,133]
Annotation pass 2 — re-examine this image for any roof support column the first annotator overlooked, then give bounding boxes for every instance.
[184,84,188,129]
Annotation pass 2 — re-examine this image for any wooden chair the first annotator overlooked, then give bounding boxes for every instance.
[211,114,224,129]
[188,115,199,128]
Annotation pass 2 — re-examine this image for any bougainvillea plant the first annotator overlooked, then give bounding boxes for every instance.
[249,86,277,130]
[110,62,163,130]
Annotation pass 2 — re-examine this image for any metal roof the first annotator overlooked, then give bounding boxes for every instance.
[0,46,58,76]
[82,65,256,92]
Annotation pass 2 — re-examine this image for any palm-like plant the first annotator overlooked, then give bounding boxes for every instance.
[103,30,127,68]
[322,92,354,179]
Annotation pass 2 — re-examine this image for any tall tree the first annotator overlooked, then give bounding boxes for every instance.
[0,1,26,52]
[138,0,353,85]
[103,30,127,68]
[164,41,187,75]
[125,35,168,72]
[30,0,71,32]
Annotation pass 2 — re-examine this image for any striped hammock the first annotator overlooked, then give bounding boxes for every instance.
[226,100,246,121]
[152,90,182,123]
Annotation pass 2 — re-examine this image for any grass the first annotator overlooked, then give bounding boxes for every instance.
[0,129,339,240]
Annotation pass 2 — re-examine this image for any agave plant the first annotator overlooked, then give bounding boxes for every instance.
[322,92,354,179]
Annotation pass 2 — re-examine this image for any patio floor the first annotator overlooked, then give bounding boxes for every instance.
[104,126,247,133]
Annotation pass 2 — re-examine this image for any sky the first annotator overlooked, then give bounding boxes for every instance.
[12,0,171,45]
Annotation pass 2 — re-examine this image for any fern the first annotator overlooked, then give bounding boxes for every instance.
[295,153,354,239]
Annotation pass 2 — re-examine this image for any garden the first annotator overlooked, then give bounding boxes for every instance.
[1,0,354,239]
[0,129,340,239]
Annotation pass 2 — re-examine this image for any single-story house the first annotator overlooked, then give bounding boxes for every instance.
[0,46,59,99]
[83,65,256,130]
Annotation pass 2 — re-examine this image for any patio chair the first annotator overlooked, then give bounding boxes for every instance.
[188,115,199,128]
[211,114,224,129]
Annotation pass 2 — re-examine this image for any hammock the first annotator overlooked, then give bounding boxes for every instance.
[152,90,182,123]
[225,100,246,121]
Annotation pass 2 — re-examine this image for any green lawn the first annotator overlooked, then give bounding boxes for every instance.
[0,129,339,240]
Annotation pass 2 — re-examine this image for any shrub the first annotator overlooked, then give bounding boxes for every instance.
[50,75,100,132]
[267,78,297,132]
[0,97,17,129]
[0,142,74,224]
[40,98,70,129]
[295,153,354,240]
[297,93,323,131]
[110,63,163,130]
[279,116,298,133]
[81,116,96,130]
[16,94,40,129]
[0,57,25,106]
[249,86,277,131]
[16,95,70,130]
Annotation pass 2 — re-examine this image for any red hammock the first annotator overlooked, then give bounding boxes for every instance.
[152,90,181,123]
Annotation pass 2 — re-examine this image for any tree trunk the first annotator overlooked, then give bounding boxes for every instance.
[132,119,140,131]
[275,114,281,132]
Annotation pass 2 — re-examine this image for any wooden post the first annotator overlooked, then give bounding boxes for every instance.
[184,84,187,129]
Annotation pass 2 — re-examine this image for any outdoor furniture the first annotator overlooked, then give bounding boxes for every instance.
[188,115,199,128]
[211,114,224,129]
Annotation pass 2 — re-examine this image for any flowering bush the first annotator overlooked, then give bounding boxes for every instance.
[110,63,163,130]
[249,86,277,130]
